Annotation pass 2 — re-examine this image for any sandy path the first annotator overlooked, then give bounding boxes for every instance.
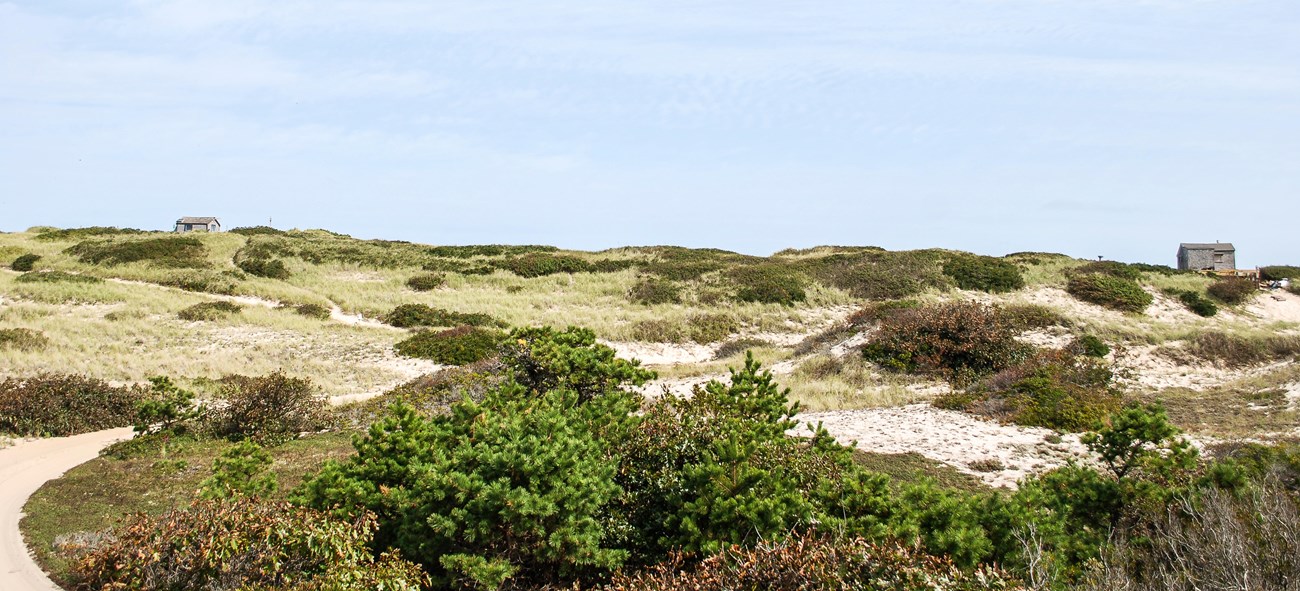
[0,428,133,591]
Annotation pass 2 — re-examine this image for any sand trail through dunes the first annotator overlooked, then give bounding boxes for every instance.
[0,428,133,591]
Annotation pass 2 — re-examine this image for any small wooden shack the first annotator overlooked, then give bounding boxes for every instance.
[175,217,221,233]
[1177,242,1235,271]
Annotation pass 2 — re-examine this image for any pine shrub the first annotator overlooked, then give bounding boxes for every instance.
[405,272,446,291]
[199,439,278,499]
[1206,277,1257,305]
[177,301,242,321]
[1066,273,1152,312]
[394,326,506,364]
[0,374,144,436]
[10,253,40,271]
[943,255,1025,293]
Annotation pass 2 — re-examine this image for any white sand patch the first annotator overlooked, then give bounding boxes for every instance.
[1015,328,1073,349]
[1285,382,1300,409]
[328,303,398,330]
[333,271,387,283]
[830,330,872,357]
[1009,287,1129,328]
[746,331,813,348]
[601,340,715,366]
[636,373,729,399]
[1245,290,1300,324]
[1115,343,1292,392]
[792,404,1092,488]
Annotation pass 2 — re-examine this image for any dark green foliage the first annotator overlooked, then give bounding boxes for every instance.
[494,253,595,277]
[0,374,144,436]
[1260,265,1300,281]
[394,326,506,364]
[686,313,739,344]
[0,327,48,351]
[1127,262,1183,275]
[427,244,558,258]
[627,276,682,305]
[499,326,655,401]
[383,304,506,329]
[943,255,1025,293]
[1164,288,1218,317]
[200,439,278,499]
[345,360,505,426]
[14,270,102,284]
[73,497,428,591]
[1066,273,1152,312]
[640,247,750,281]
[177,300,242,321]
[603,535,1017,591]
[34,226,144,241]
[405,272,445,291]
[281,302,331,320]
[236,256,291,279]
[1206,277,1257,305]
[212,372,331,444]
[802,250,951,300]
[940,349,1121,431]
[1073,334,1111,358]
[729,264,807,305]
[862,302,1032,384]
[1071,260,1143,280]
[134,376,202,437]
[66,236,209,268]
[228,225,286,236]
[10,253,40,271]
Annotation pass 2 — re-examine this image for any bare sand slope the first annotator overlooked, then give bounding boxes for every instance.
[1,428,132,591]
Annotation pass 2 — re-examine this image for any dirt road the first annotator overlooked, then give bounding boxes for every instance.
[0,428,133,591]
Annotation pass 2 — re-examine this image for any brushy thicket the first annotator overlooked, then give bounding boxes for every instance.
[66,236,209,268]
[1206,277,1258,305]
[280,302,331,320]
[640,247,752,281]
[942,255,1024,293]
[211,372,332,444]
[1260,265,1300,281]
[938,349,1121,431]
[0,327,48,351]
[1184,331,1300,367]
[235,255,291,279]
[427,244,558,259]
[405,272,446,291]
[686,313,739,344]
[1164,288,1218,317]
[177,300,242,321]
[1066,273,1153,312]
[1071,260,1144,280]
[493,253,634,277]
[228,225,287,236]
[72,498,428,591]
[999,303,1071,331]
[383,304,506,329]
[862,301,1032,385]
[394,326,507,364]
[627,276,681,305]
[342,360,506,427]
[728,264,807,305]
[10,253,41,271]
[0,374,144,436]
[34,226,145,242]
[798,249,951,300]
[15,270,102,284]
[602,535,1016,591]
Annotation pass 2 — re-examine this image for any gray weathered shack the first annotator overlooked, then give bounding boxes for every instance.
[1177,242,1235,271]
[175,217,221,233]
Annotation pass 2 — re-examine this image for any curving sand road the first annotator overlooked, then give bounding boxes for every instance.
[1,428,133,591]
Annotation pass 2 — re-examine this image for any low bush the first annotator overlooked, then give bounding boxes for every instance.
[344,360,505,425]
[629,318,686,343]
[1164,288,1218,317]
[1072,334,1111,358]
[861,302,1032,384]
[1070,260,1143,280]
[603,535,1016,591]
[235,256,291,279]
[943,254,1025,293]
[10,253,40,271]
[1206,277,1257,305]
[66,236,209,268]
[394,326,506,364]
[281,302,331,320]
[641,247,745,281]
[627,276,682,305]
[0,374,144,436]
[1260,265,1300,281]
[199,439,278,499]
[157,273,239,295]
[1128,262,1182,275]
[177,301,242,321]
[72,497,428,591]
[495,253,592,277]
[212,372,331,444]
[1000,303,1070,330]
[686,313,739,344]
[730,264,807,306]
[713,338,772,360]
[845,299,921,327]
[382,304,505,329]
[1185,331,1300,367]
[1066,273,1152,313]
[939,349,1121,431]
[228,225,286,236]
[0,328,48,351]
[427,244,558,258]
[405,272,445,291]
[34,226,144,241]
[14,270,101,284]
[804,250,950,300]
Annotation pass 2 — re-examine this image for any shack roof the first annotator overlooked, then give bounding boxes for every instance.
[177,217,219,224]
[1179,243,1234,252]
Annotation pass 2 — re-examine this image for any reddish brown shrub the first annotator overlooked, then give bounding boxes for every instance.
[861,301,1032,384]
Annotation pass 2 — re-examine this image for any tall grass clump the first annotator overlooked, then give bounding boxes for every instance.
[10,253,41,271]
[0,328,48,351]
[0,374,144,436]
[15,271,101,284]
[1066,273,1152,313]
[942,254,1024,293]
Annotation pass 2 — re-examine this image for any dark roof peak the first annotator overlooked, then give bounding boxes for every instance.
[1179,242,1234,251]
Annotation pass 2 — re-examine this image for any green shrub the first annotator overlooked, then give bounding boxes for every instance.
[177,300,243,321]
[641,247,747,281]
[280,302,331,320]
[687,313,739,344]
[1164,288,1218,317]
[236,256,291,279]
[344,360,505,426]
[1066,273,1152,313]
[157,272,239,295]
[1260,265,1300,281]
[627,276,682,305]
[845,299,921,326]
[862,302,1032,384]
[801,249,952,300]
[394,326,506,364]
[405,272,445,291]
[200,439,278,499]
[1206,277,1257,305]
[1073,334,1111,358]
[66,236,209,268]
[943,255,1025,293]
[1000,303,1070,330]
[713,338,772,360]
[629,318,686,343]
[498,326,655,401]
[1128,262,1182,275]
[730,264,807,306]
[34,226,144,241]
[72,497,427,591]
[1070,260,1143,281]
[10,253,40,271]
[0,374,144,436]
[495,253,593,277]
[133,376,203,437]
[14,270,101,284]
[228,225,286,236]
[427,244,558,258]
[212,372,331,444]
[938,349,1120,431]
[0,328,48,351]
[382,304,505,329]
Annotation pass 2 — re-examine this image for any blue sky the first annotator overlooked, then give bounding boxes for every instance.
[2,1,1297,266]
